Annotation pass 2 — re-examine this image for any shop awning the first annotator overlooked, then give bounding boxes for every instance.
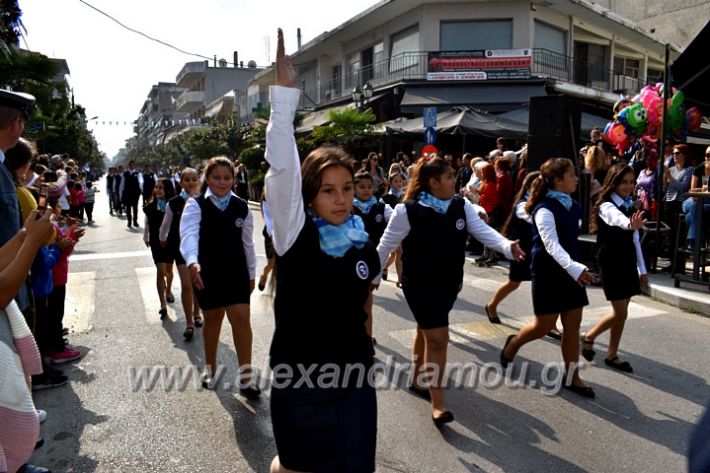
[384,106,528,139]
[400,83,547,113]
[498,106,609,136]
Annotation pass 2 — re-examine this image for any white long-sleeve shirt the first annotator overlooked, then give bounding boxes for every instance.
[159,204,175,243]
[375,199,514,283]
[534,208,587,281]
[179,189,257,279]
[515,200,532,224]
[599,193,647,275]
[264,86,306,256]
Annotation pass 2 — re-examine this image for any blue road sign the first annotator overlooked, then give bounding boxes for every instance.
[423,107,437,128]
[424,126,437,145]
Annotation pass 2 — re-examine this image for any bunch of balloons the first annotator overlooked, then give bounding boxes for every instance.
[603,83,703,154]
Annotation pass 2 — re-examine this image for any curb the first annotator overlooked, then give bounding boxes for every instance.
[643,282,710,317]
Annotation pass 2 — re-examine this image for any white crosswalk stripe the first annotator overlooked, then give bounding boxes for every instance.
[64,271,96,333]
[135,267,181,323]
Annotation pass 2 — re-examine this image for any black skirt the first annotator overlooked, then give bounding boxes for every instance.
[403,283,459,329]
[531,270,588,315]
[271,384,376,473]
[149,242,174,265]
[508,256,532,282]
[599,254,641,301]
[193,268,251,310]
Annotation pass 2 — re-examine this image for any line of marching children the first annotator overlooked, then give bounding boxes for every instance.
[136,30,650,473]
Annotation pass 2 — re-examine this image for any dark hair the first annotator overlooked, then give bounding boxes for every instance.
[495,157,511,172]
[87,181,93,188]
[354,170,373,184]
[4,138,35,184]
[590,163,634,233]
[525,158,575,214]
[151,177,175,204]
[73,182,82,191]
[673,144,692,166]
[204,156,235,180]
[301,146,354,206]
[501,171,540,237]
[403,157,451,201]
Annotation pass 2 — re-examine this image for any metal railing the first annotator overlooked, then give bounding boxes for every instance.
[532,48,647,94]
[300,48,651,107]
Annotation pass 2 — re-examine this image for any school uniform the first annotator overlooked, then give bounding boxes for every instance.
[380,191,402,209]
[377,196,513,330]
[180,190,256,310]
[143,200,173,265]
[265,85,378,473]
[161,195,189,266]
[112,173,123,212]
[531,197,589,315]
[596,193,646,301]
[508,197,533,282]
[142,172,156,203]
[106,174,115,211]
[353,200,392,246]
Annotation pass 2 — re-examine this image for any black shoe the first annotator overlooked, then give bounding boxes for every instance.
[563,382,595,399]
[201,374,215,390]
[62,327,69,336]
[32,372,68,391]
[432,411,454,426]
[166,294,175,304]
[475,256,490,266]
[547,328,563,341]
[18,464,51,473]
[485,303,501,324]
[604,356,633,373]
[183,327,194,340]
[133,220,139,227]
[35,437,44,450]
[239,385,262,400]
[580,335,595,362]
[408,384,432,401]
[127,222,132,228]
[500,334,515,369]
[159,308,168,320]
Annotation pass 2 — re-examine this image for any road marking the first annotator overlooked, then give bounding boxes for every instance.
[135,267,180,323]
[64,271,95,333]
[70,250,151,261]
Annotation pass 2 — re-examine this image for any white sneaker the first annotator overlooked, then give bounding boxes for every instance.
[37,409,47,423]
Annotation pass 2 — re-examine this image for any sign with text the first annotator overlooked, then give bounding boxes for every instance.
[427,49,532,81]
[423,107,437,128]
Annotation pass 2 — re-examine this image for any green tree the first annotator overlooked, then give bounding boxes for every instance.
[310,107,376,155]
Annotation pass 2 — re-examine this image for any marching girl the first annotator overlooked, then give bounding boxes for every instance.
[500,158,599,398]
[266,29,380,473]
[159,168,202,340]
[581,164,647,373]
[485,171,539,323]
[143,178,176,320]
[258,191,276,291]
[180,156,259,397]
[380,171,405,287]
[376,157,525,425]
[353,170,393,342]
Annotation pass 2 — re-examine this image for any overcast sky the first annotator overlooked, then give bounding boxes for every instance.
[21,0,379,159]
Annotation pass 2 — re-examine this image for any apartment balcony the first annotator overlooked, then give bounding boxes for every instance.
[176,61,206,88]
[313,49,649,107]
[176,90,205,113]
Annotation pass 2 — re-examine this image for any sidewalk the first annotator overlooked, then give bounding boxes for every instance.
[644,271,710,316]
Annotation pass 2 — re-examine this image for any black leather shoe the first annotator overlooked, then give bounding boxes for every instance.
[432,411,454,426]
[18,464,51,473]
[35,437,44,450]
[563,383,595,399]
[500,334,515,369]
[239,385,262,400]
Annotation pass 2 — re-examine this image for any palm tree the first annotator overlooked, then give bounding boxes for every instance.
[311,106,377,155]
[1,0,23,55]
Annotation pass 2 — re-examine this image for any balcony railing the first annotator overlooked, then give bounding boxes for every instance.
[532,48,647,95]
[299,48,651,108]
[176,90,205,112]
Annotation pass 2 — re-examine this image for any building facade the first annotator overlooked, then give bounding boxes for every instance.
[134,82,188,146]
[253,0,672,128]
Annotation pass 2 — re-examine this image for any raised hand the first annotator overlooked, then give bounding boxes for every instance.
[276,28,297,88]
[629,210,646,231]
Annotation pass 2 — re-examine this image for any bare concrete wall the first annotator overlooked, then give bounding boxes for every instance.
[596,0,710,48]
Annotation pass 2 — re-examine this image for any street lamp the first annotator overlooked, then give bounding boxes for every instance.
[351,81,374,110]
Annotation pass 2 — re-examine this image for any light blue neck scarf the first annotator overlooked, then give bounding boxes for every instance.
[620,195,633,211]
[418,191,452,214]
[307,208,370,258]
[180,190,190,200]
[388,188,404,199]
[214,194,231,211]
[353,196,377,214]
[157,199,167,212]
[546,190,572,210]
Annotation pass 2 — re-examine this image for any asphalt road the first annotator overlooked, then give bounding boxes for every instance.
[28,182,710,472]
